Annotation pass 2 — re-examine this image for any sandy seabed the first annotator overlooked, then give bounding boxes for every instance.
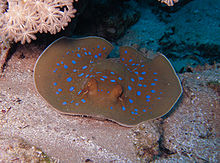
[0,44,219,162]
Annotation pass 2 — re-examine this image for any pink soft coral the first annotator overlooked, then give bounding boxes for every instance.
[0,0,78,44]
[158,0,179,6]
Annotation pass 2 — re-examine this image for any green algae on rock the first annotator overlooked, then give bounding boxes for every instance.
[34,36,182,127]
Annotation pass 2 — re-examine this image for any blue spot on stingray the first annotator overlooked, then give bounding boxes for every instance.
[146,95,151,98]
[141,72,146,75]
[110,80,116,82]
[84,52,87,55]
[153,72,158,75]
[66,51,69,55]
[138,84,142,87]
[56,92,59,94]
[160,92,163,94]
[56,63,60,66]
[110,106,113,109]
[78,73,84,77]
[82,65,87,70]
[58,88,62,92]
[141,65,144,67]
[154,79,158,81]
[134,72,138,74]
[110,72,115,75]
[78,90,82,95]
[61,61,64,64]
[151,83,156,86]
[129,99,133,103]
[85,74,89,78]
[98,53,102,56]
[122,106,126,111]
[100,78,105,81]
[102,76,108,79]
[62,101,67,105]
[134,112,138,115]
[131,78,135,82]
[72,60,76,64]
[90,61,94,63]
[134,108,138,112]
[139,77,144,80]
[103,47,106,50]
[149,107,152,109]
[71,100,74,103]
[107,91,110,94]
[64,65,68,69]
[81,99,86,103]
[53,82,57,86]
[131,111,135,114]
[151,90,156,93]
[94,55,98,59]
[121,58,125,61]
[83,48,86,51]
[69,86,75,91]
[143,85,147,87]
[67,77,72,82]
[137,91,141,96]
[146,99,150,102]
[128,85,132,91]
[75,103,79,106]
[96,72,102,74]
[118,77,122,80]
[143,109,146,112]
[132,63,135,66]
[88,52,91,55]
[71,50,74,53]
[124,50,127,54]
[73,69,77,72]
[97,45,100,48]
[77,53,81,57]
[53,69,57,73]
[129,59,133,62]
[158,97,161,100]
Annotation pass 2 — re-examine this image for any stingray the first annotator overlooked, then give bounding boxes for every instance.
[34,36,182,127]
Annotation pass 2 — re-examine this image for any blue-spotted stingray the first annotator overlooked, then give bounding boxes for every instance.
[34,36,182,127]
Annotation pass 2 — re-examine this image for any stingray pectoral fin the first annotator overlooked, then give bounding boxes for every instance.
[119,46,152,67]
[150,53,183,116]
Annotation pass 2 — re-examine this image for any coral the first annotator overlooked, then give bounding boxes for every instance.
[0,0,78,44]
[158,0,179,6]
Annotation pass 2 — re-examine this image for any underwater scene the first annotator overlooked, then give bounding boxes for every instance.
[0,0,219,162]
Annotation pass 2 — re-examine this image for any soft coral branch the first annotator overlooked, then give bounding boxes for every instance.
[158,0,179,6]
[0,0,78,44]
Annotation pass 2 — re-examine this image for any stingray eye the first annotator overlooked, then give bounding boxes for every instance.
[87,82,91,87]
[110,84,123,99]
[86,78,98,95]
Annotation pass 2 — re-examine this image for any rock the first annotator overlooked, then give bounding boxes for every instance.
[74,0,140,41]
[161,69,220,162]
[0,135,54,162]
